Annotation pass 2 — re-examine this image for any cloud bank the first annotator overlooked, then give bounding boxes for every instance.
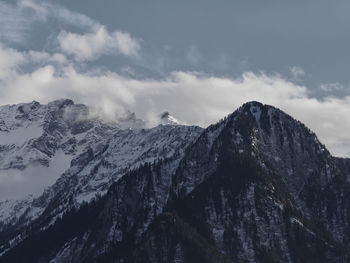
[0,1,349,158]
[1,43,350,157]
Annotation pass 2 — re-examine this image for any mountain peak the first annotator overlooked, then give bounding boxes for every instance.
[238,101,272,116]
[234,101,292,127]
[160,111,179,125]
[241,100,264,108]
[1,99,350,263]
[47,98,74,109]
[117,111,145,129]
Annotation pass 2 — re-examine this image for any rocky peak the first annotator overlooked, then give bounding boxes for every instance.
[173,101,334,205]
[16,101,41,114]
[116,111,145,129]
[47,98,74,109]
[160,111,179,125]
[1,100,350,263]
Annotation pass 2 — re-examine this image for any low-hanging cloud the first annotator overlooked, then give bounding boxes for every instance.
[1,44,350,157]
[0,150,72,200]
[0,0,349,158]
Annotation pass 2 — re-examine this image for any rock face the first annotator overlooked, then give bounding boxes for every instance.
[160,112,179,125]
[0,99,202,256]
[1,101,350,263]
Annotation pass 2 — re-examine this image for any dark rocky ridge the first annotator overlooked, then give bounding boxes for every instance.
[1,101,350,263]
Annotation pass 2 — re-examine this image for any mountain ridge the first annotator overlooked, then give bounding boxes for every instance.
[0,100,350,262]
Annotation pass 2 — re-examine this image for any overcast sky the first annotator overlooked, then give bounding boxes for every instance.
[0,0,350,157]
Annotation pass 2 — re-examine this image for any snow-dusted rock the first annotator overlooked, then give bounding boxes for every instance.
[1,101,350,263]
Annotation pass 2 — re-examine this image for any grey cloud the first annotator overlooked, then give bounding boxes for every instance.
[0,44,349,157]
[0,1,35,43]
[19,0,98,30]
[0,0,350,159]
[0,0,101,45]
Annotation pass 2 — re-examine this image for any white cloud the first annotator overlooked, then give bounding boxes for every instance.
[0,47,350,158]
[0,42,350,157]
[58,26,140,61]
[0,1,140,61]
[0,44,25,77]
[0,43,67,77]
[113,31,141,57]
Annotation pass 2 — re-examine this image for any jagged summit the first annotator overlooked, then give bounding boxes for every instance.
[237,100,280,116]
[160,111,179,125]
[229,101,319,141]
[47,98,74,108]
[0,99,202,250]
[115,111,145,129]
[241,100,264,108]
[0,100,350,263]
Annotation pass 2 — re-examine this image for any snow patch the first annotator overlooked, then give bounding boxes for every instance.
[0,124,42,146]
[0,150,72,200]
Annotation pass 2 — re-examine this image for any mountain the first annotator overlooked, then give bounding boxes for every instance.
[160,112,179,125]
[0,99,202,254]
[0,100,350,263]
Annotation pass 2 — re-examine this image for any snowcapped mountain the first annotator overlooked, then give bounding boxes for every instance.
[160,112,179,125]
[0,100,350,263]
[0,99,201,249]
[0,99,122,199]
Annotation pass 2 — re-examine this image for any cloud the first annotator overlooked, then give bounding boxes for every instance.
[0,44,25,78]
[17,0,48,19]
[0,0,102,44]
[320,82,345,92]
[1,1,140,63]
[2,0,350,203]
[0,44,350,158]
[0,150,71,200]
[0,43,67,77]
[58,26,140,61]
[289,66,305,79]
[17,0,98,30]
[0,1,32,43]
[50,3,98,30]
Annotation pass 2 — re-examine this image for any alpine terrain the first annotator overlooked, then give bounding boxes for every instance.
[0,100,349,263]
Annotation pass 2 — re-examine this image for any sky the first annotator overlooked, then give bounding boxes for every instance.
[0,0,350,157]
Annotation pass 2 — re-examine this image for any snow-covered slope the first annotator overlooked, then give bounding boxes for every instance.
[160,112,179,125]
[0,99,202,241]
[0,99,119,225]
[32,124,201,226]
[1,101,350,263]
[0,99,119,200]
